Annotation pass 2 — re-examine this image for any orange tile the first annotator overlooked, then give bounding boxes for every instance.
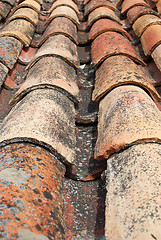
[18,46,37,65]
[94,85,161,160]
[48,0,79,15]
[121,0,150,16]
[91,32,145,68]
[9,0,41,15]
[151,44,161,72]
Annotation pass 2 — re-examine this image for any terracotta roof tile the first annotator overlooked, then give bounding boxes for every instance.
[92,55,161,102]
[0,87,14,122]
[84,0,118,16]
[87,7,121,28]
[0,62,9,88]
[91,32,145,68]
[121,0,150,16]
[48,0,79,15]
[94,85,161,160]
[89,18,132,41]
[133,14,161,37]
[27,35,80,70]
[127,5,159,24]
[141,24,161,55]
[0,19,35,47]
[38,17,78,47]
[45,6,80,27]
[10,56,80,105]
[0,36,23,69]
[0,1,12,19]
[156,0,161,14]
[9,0,41,15]
[3,0,16,6]
[151,44,161,72]
[7,7,39,27]
[0,89,76,164]
[18,46,37,65]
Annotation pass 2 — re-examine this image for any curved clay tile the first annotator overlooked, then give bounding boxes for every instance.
[127,5,159,25]
[84,0,118,16]
[7,8,39,27]
[48,0,79,15]
[0,19,35,47]
[87,7,121,29]
[92,55,161,102]
[141,24,161,55]
[151,44,161,72]
[10,57,80,105]
[0,62,9,87]
[45,6,80,27]
[89,18,132,41]
[2,0,16,6]
[91,31,145,68]
[156,0,161,14]
[0,36,23,69]
[121,0,150,16]
[9,0,41,16]
[94,85,161,160]
[133,14,161,37]
[0,89,76,164]
[38,17,78,47]
[27,35,80,70]
[0,1,11,18]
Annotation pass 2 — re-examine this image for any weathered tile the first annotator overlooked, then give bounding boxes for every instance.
[78,44,91,63]
[0,62,9,88]
[0,36,23,70]
[0,142,66,240]
[0,1,11,18]
[0,87,15,122]
[127,5,159,25]
[38,17,78,46]
[27,35,80,70]
[105,143,161,240]
[156,0,161,14]
[89,18,132,41]
[45,6,80,27]
[84,0,91,4]
[94,85,161,160]
[141,24,161,56]
[3,0,16,6]
[91,32,145,68]
[33,0,43,5]
[9,0,41,15]
[0,19,35,47]
[84,0,118,16]
[48,0,79,15]
[8,8,39,27]
[87,7,121,29]
[92,55,161,102]
[0,89,76,164]
[18,47,37,65]
[151,44,161,72]
[133,14,161,37]
[10,56,80,105]
[121,0,150,16]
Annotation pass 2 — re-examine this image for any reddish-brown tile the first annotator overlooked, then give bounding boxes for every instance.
[156,0,161,14]
[89,18,132,41]
[4,0,16,6]
[84,0,118,16]
[27,35,80,70]
[0,142,66,239]
[45,6,80,27]
[0,89,76,164]
[141,24,161,56]
[0,1,11,18]
[0,87,14,122]
[151,44,161,72]
[78,44,91,63]
[94,85,161,160]
[0,36,23,70]
[92,55,161,102]
[48,0,79,15]
[10,57,80,105]
[8,8,39,27]
[0,19,35,47]
[0,62,9,88]
[127,5,159,25]
[91,32,145,68]
[38,17,78,47]
[18,47,37,65]
[9,0,41,15]
[133,14,161,37]
[87,7,121,29]
[121,0,150,16]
